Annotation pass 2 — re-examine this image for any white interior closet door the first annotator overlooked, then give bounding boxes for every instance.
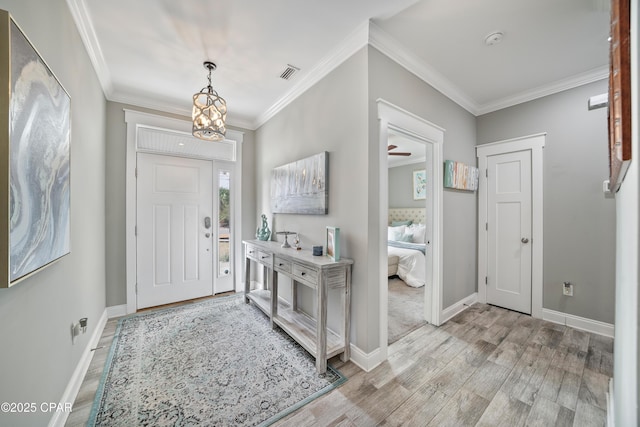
[486,150,532,314]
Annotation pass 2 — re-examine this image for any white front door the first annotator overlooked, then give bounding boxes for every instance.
[136,152,214,309]
[486,150,532,314]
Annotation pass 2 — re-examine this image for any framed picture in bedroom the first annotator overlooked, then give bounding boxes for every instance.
[326,226,340,261]
[412,170,426,200]
[0,10,71,287]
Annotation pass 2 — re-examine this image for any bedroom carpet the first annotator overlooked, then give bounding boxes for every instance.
[87,294,345,426]
[388,277,427,344]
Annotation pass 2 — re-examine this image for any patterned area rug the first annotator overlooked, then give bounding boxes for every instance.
[88,295,345,426]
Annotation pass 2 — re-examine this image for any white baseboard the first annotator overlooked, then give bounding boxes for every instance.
[48,307,108,427]
[106,304,127,318]
[349,344,383,372]
[542,308,614,338]
[441,292,478,324]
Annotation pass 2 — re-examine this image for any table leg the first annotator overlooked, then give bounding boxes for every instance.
[244,255,251,303]
[316,271,328,374]
[292,280,298,312]
[341,264,352,362]
[270,267,278,329]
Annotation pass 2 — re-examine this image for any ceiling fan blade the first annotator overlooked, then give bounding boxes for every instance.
[387,145,398,151]
[389,152,411,156]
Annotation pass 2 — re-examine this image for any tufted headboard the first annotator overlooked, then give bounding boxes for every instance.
[388,208,426,225]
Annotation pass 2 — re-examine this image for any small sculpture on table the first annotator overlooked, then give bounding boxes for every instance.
[294,233,301,251]
[256,214,271,241]
[276,231,296,248]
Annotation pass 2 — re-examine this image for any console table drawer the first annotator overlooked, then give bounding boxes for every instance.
[246,245,259,261]
[257,251,272,266]
[292,263,318,285]
[274,257,292,273]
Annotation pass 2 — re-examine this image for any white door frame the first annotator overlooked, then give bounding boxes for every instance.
[124,109,244,314]
[377,99,444,362]
[476,133,545,318]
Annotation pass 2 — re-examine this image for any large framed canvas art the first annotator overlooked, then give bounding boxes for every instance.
[271,152,328,215]
[0,10,71,287]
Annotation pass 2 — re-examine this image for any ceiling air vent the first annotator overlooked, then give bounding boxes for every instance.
[279,64,300,80]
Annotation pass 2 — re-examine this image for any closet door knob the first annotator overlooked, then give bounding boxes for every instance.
[521,238,529,244]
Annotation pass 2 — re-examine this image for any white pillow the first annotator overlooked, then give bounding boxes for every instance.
[387,225,405,241]
[408,224,426,243]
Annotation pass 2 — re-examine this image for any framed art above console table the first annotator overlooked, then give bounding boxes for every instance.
[270,151,328,214]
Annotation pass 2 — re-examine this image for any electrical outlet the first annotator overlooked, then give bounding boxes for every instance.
[563,282,573,296]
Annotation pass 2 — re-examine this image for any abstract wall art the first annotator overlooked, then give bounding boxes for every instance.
[444,160,478,192]
[0,10,71,286]
[271,152,328,215]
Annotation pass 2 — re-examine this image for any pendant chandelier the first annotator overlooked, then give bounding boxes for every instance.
[192,61,227,141]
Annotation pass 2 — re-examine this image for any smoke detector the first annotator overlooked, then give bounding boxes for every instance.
[484,31,504,46]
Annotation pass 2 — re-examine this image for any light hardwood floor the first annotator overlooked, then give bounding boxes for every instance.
[66,302,613,427]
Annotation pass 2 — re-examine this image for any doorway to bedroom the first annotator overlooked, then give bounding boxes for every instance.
[387,132,429,344]
[377,99,444,364]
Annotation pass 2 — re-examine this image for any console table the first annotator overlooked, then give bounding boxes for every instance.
[243,239,353,373]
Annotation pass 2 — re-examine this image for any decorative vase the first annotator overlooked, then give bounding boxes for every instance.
[256,214,271,241]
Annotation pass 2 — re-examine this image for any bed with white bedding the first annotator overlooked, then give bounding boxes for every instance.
[387,208,427,288]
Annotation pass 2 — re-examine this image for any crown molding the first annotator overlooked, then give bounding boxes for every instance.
[67,4,610,129]
[369,22,609,117]
[368,22,480,115]
[253,21,371,129]
[475,66,610,115]
[65,0,114,97]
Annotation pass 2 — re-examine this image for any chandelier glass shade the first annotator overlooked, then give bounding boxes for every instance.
[192,61,227,141]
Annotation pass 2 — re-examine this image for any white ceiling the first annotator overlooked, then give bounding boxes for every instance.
[67,0,610,130]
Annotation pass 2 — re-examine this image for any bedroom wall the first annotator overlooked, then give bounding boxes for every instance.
[389,163,428,209]
[0,1,107,426]
[368,46,478,310]
[254,48,372,350]
[104,102,256,307]
[476,80,616,324]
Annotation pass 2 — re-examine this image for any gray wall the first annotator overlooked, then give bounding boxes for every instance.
[105,102,256,306]
[476,80,616,324]
[255,48,372,349]
[0,1,107,426]
[255,46,478,353]
[389,163,428,209]
[368,46,478,309]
